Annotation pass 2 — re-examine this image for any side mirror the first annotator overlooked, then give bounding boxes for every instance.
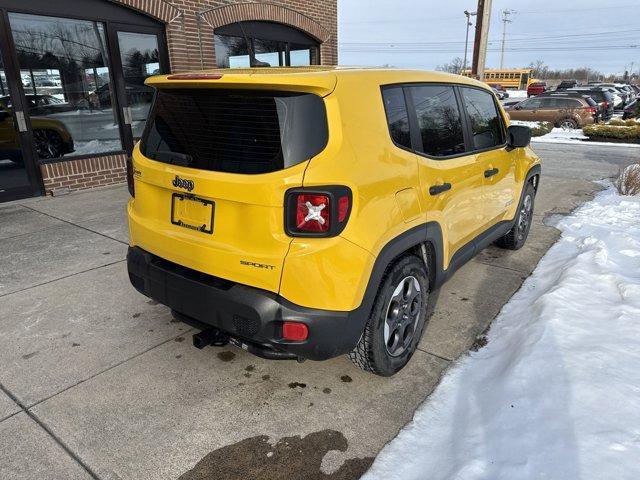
[507,125,531,148]
[514,105,522,110]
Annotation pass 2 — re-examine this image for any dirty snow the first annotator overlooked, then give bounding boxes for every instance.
[362,185,640,480]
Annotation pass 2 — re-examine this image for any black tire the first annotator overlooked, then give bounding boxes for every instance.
[33,129,63,159]
[349,254,429,376]
[557,118,578,129]
[496,182,536,250]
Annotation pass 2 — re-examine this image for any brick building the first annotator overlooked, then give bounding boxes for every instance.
[0,0,337,202]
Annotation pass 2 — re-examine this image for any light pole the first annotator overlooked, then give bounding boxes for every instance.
[462,10,477,74]
[500,9,515,70]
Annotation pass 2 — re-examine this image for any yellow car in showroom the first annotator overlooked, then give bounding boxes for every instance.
[126,67,540,376]
[0,103,74,160]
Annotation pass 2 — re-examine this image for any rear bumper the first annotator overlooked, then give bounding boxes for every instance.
[126,246,366,361]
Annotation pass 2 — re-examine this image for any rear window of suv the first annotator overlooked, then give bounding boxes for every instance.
[140,89,328,174]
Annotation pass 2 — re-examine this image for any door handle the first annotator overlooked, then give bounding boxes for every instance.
[15,111,27,132]
[429,183,451,195]
[484,168,499,178]
[122,106,133,125]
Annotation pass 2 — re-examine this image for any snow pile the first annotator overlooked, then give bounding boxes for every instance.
[363,186,640,480]
[531,127,588,143]
[509,89,528,98]
[509,120,543,128]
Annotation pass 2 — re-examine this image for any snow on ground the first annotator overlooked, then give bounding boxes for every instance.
[532,127,588,143]
[531,128,640,148]
[363,185,640,480]
[509,89,528,98]
[509,120,543,128]
[66,140,123,157]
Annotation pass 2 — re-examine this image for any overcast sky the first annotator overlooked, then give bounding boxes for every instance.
[338,0,640,75]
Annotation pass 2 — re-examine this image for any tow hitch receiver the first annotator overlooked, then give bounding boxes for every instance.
[192,328,230,349]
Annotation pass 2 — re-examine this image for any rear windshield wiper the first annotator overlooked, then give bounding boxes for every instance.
[153,150,193,167]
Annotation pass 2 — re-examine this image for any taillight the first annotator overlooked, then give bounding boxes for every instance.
[586,106,597,114]
[126,156,135,197]
[282,321,308,341]
[285,186,352,237]
[296,194,330,232]
[166,73,223,80]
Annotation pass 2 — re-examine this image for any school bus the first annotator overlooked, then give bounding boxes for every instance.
[461,69,535,90]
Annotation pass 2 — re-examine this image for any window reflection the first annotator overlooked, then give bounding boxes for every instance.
[117,31,160,139]
[382,87,411,149]
[461,88,505,150]
[409,85,466,157]
[214,23,320,69]
[214,35,250,68]
[9,13,123,158]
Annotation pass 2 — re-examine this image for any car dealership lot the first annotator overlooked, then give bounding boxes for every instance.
[0,142,637,480]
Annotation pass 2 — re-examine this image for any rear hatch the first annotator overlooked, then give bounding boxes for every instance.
[128,70,336,293]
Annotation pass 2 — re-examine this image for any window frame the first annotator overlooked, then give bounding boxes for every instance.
[380,82,508,161]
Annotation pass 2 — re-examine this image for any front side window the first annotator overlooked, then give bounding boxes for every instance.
[141,89,328,174]
[461,87,505,150]
[408,85,465,157]
[382,87,411,149]
[9,13,123,158]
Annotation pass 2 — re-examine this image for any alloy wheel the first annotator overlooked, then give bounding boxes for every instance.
[517,194,533,241]
[383,275,422,357]
[33,130,63,159]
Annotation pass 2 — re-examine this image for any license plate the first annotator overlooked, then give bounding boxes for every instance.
[171,193,214,234]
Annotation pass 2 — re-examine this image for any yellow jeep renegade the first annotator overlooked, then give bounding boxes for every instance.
[126,67,540,376]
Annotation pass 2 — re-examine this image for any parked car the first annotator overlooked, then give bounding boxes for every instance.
[567,88,615,121]
[492,87,506,100]
[556,80,580,90]
[595,86,624,108]
[596,83,631,107]
[0,105,74,161]
[126,68,541,376]
[489,83,509,98]
[622,99,638,119]
[527,81,547,97]
[506,95,597,128]
[0,94,76,116]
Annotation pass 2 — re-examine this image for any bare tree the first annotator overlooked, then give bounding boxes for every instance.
[437,57,465,75]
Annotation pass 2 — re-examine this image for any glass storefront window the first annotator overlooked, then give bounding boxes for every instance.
[9,13,123,159]
[116,31,160,139]
[253,39,284,67]
[214,23,320,69]
[214,34,250,68]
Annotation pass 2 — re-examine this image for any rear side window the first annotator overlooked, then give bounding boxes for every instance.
[382,87,411,149]
[408,85,465,157]
[460,87,505,150]
[141,89,328,174]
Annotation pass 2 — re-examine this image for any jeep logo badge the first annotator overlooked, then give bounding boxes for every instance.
[172,175,194,192]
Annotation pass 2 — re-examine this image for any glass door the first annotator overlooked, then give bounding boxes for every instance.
[108,24,169,152]
[0,12,41,202]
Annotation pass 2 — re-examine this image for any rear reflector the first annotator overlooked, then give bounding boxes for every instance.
[283,322,309,341]
[167,73,223,80]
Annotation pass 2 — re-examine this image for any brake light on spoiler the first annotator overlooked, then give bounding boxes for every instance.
[166,73,224,80]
